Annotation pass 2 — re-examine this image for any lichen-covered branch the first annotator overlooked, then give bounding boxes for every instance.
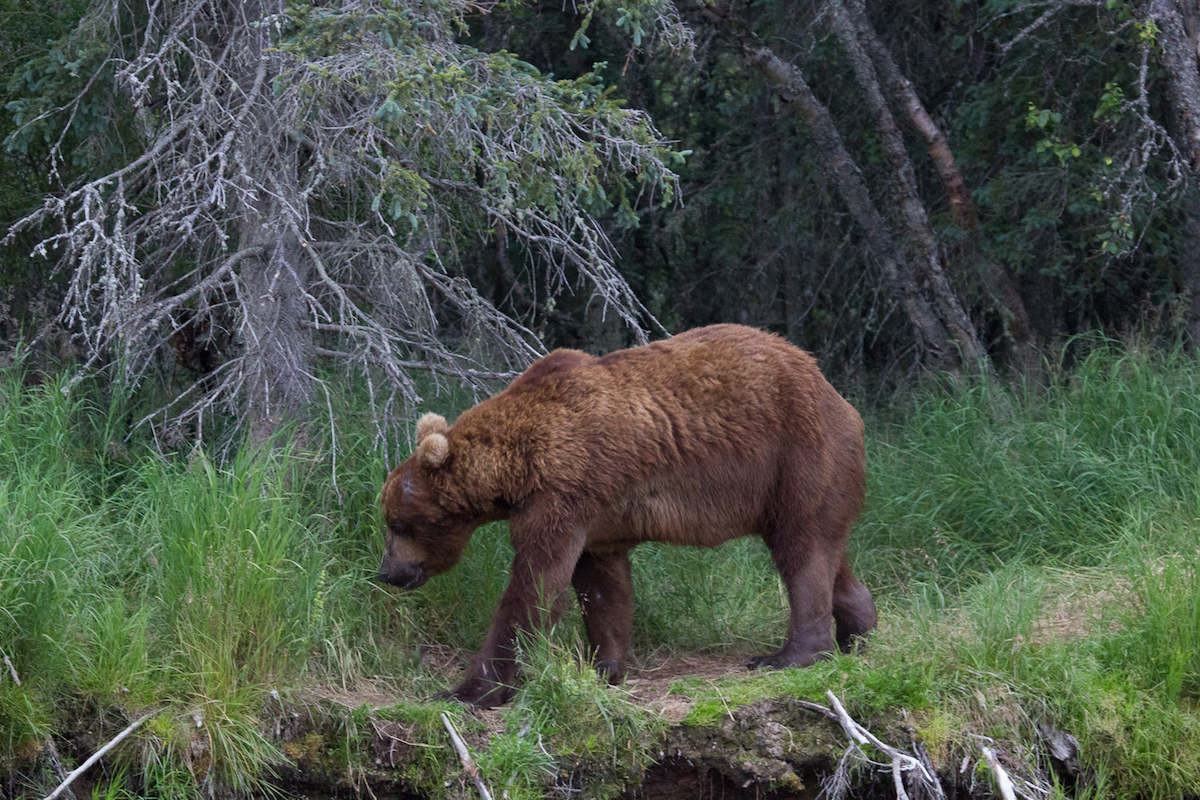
[5,0,682,445]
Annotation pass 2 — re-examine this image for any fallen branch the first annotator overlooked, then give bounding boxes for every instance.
[892,757,910,800]
[42,740,77,800]
[796,698,838,720]
[981,745,1017,800]
[797,691,946,800]
[440,712,492,800]
[42,712,156,800]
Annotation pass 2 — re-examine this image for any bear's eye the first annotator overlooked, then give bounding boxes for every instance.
[388,520,406,537]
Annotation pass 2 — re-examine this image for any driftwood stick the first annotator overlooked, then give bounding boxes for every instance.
[826,690,871,747]
[796,698,839,721]
[981,746,1017,800]
[826,690,942,790]
[440,712,492,800]
[42,739,77,800]
[43,712,155,800]
[798,691,945,800]
[3,654,20,686]
[892,757,910,800]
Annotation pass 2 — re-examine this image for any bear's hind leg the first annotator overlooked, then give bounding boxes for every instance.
[833,555,877,653]
[744,513,840,671]
[572,548,634,684]
[748,535,838,670]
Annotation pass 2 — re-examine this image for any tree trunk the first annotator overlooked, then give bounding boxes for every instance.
[1151,0,1200,171]
[1180,190,1200,345]
[824,0,989,372]
[236,0,313,443]
[1150,0,1200,345]
[847,0,1037,374]
[846,1,977,228]
[239,191,313,443]
[738,33,963,372]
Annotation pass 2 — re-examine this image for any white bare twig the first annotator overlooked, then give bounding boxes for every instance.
[440,712,492,800]
[981,746,1018,800]
[798,691,945,800]
[42,712,156,800]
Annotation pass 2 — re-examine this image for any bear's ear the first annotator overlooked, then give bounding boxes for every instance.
[417,431,449,469]
[416,412,449,444]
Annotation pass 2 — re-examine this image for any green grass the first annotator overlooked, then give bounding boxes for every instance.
[489,635,664,799]
[860,338,1200,588]
[2,337,1200,798]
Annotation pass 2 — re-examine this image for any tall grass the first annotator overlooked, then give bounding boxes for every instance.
[845,338,1200,799]
[3,337,1200,798]
[0,361,402,794]
[1,370,109,751]
[860,338,1200,588]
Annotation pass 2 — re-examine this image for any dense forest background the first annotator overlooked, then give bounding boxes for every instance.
[4,5,1200,797]
[2,0,1199,433]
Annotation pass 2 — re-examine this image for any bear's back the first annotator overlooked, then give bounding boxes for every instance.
[592,324,832,444]
[441,324,862,523]
[505,326,844,469]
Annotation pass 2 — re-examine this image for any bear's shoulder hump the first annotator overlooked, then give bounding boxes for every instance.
[509,349,596,391]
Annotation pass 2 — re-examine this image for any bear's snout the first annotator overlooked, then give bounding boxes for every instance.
[377,561,427,590]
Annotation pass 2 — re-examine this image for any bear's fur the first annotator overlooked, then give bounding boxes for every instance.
[378,324,876,707]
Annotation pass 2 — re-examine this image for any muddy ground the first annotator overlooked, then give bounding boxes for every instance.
[270,652,1066,800]
[16,652,1078,800]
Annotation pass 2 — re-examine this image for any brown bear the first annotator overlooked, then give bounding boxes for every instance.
[378,324,877,707]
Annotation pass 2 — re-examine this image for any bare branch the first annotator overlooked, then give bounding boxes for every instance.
[6,0,681,446]
[798,692,945,800]
[43,712,156,800]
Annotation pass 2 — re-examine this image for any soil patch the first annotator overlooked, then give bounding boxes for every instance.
[620,756,821,800]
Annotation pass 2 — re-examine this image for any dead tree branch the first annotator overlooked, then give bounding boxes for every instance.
[42,712,156,800]
[6,0,681,445]
[440,712,492,800]
[798,691,946,800]
[980,746,1018,800]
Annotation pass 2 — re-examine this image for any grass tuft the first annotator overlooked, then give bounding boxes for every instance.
[860,338,1200,589]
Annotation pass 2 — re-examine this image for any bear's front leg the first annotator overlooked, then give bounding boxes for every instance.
[447,533,586,708]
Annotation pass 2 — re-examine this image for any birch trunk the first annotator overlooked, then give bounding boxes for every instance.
[844,0,1036,374]
[738,34,961,371]
[1151,0,1200,170]
[1149,0,1200,345]
[825,0,988,372]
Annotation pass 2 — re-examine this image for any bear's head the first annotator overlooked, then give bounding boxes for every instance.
[377,412,476,590]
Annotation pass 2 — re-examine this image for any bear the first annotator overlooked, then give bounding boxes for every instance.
[378,324,877,707]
